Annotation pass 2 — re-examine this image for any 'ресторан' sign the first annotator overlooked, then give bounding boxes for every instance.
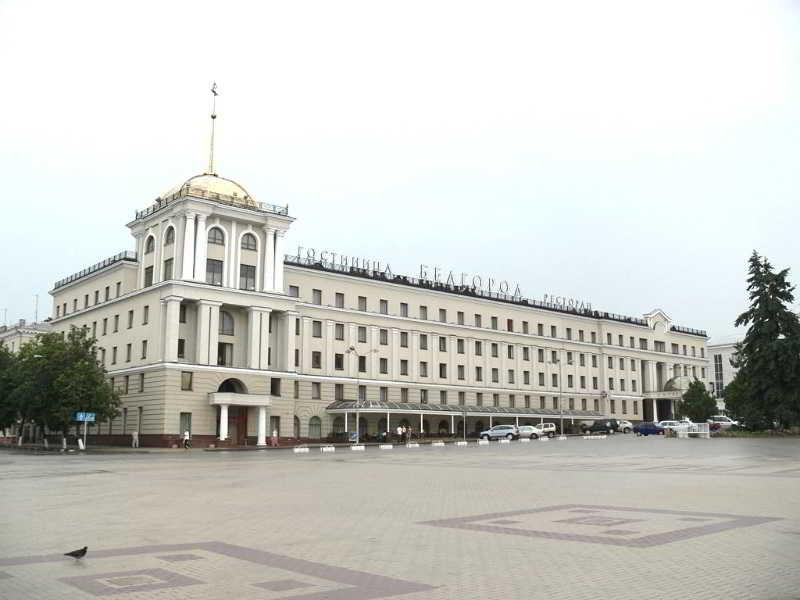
[292,246,592,310]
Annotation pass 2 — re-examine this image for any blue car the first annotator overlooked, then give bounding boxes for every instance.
[633,421,664,436]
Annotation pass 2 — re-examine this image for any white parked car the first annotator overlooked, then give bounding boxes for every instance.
[537,422,557,438]
[618,420,634,434]
[707,415,738,428]
[657,420,683,431]
[518,425,543,439]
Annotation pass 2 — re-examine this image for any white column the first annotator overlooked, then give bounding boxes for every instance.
[163,296,182,362]
[448,334,456,385]
[247,307,262,370]
[196,301,221,365]
[411,332,420,380]
[301,317,313,373]
[262,227,275,291]
[451,414,455,434]
[390,328,400,380]
[227,221,238,288]
[181,213,196,279]
[257,406,267,446]
[274,230,286,293]
[258,308,272,370]
[193,214,208,282]
[285,312,298,372]
[347,324,357,375]
[653,398,659,422]
[134,233,145,289]
[369,326,379,377]
[152,223,163,283]
[219,404,229,440]
[325,320,335,374]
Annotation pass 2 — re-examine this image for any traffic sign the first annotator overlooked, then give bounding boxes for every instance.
[73,411,96,423]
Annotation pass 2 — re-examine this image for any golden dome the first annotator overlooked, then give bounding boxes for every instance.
[163,173,258,208]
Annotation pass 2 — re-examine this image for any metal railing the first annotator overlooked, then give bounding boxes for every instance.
[134,183,289,220]
[670,325,708,338]
[53,251,138,289]
[286,256,653,327]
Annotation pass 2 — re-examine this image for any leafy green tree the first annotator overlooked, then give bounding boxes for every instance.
[0,343,20,435]
[731,252,800,429]
[10,327,120,446]
[676,379,717,423]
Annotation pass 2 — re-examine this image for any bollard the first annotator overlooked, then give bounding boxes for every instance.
[499,439,511,444]
[455,440,468,447]
[379,444,393,450]
[320,446,336,453]
[519,438,531,443]
[432,441,445,447]
[478,439,490,446]
[405,442,420,448]
[293,447,310,454]
[350,445,366,451]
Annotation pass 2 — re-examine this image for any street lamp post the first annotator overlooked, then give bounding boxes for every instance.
[345,346,377,445]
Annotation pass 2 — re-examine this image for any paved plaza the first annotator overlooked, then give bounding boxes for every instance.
[0,436,799,600]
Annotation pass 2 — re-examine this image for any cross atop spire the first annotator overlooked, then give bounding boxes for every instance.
[206,82,218,175]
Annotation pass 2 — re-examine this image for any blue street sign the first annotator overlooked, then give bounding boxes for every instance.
[73,411,96,423]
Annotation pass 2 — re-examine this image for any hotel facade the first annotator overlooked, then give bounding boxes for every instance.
[48,173,710,447]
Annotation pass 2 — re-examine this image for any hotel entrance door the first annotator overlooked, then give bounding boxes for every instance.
[228,406,248,446]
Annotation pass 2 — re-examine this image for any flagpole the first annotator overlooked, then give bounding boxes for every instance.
[207,82,218,175]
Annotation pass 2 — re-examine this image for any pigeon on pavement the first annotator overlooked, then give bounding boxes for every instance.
[64,547,87,559]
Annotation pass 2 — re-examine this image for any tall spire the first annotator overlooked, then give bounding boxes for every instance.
[206,82,218,175]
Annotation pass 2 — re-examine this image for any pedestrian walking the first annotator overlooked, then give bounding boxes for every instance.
[182,430,191,449]
[396,425,403,443]
[131,430,139,448]
[270,429,279,447]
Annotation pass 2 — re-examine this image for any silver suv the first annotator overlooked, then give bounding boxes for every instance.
[479,425,520,441]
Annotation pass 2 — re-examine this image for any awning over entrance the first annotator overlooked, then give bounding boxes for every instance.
[325,400,604,421]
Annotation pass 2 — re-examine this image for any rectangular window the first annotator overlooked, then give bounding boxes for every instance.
[400,302,408,317]
[476,366,483,382]
[491,316,498,330]
[334,353,344,370]
[632,380,638,392]
[457,311,465,325]
[94,290,99,304]
[400,331,408,347]
[217,342,233,366]
[400,359,408,376]
[181,371,193,391]
[111,346,117,364]
[580,375,585,389]
[83,294,88,308]
[311,351,322,369]
[288,285,299,298]
[420,362,428,377]
[523,347,530,361]
[474,314,482,328]
[608,356,614,369]
[112,314,119,333]
[127,310,134,329]
[379,299,388,314]
[401,388,409,402]
[567,374,573,388]
[335,384,344,401]
[568,398,574,410]
[178,304,185,323]
[592,354,598,368]
[270,378,281,396]
[523,321,529,334]
[608,377,614,390]
[92,321,97,337]
[493,393,499,407]
[116,282,122,297]
[538,348,544,363]
[552,373,558,387]
[420,389,428,404]
[177,338,185,358]
[566,327,572,340]
[492,368,499,383]
[141,340,147,359]
[122,375,129,395]
[439,336,447,352]
[312,320,322,338]
[578,329,585,342]
[380,387,388,402]
[138,372,145,393]
[206,259,223,286]
[380,329,388,345]
[312,289,322,305]
[335,292,344,308]
[579,353,585,367]
[419,305,428,320]
[380,358,388,374]
[104,286,110,301]
[335,323,345,340]
[312,382,321,399]
[293,381,299,399]
[457,338,465,354]
[508,370,515,384]
[239,264,256,290]
[440,390,447,404]
[163,258,174,281]
[507,345,514,359]
[538,372,545,386]
[620,379,626,391]
[358,326,367,343]
[622,399,627,414]
[475,341,483,356]
[476,393,483,407]
[439,308,447,322]
[506,318,514,332]
[439,363,447,378]
[458,391,466,406]
[633,400,639,415]
[420,334,428,350]
[524,371,530,385]
[491,343,498,358]
[593,376,598,390]
[358,356,366,373]
[358,296,367,311]
[458,365,465,380]
[618,334,624,346]
[550,325,557,338]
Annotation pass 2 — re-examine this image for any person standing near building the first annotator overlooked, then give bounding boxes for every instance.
[396,424,403,443]
[131,430,139,449]
[182,430,191,449]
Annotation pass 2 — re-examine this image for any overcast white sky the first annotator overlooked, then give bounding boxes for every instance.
[1,0,798,341]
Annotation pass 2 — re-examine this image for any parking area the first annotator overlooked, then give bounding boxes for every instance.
[0,436,798,599]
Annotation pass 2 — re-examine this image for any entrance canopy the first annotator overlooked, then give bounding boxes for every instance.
[326,400,603,421]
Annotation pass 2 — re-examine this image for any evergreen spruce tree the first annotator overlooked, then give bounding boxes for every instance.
[730,252,800,429]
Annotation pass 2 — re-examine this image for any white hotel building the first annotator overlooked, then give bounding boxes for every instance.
[48,172,710,447]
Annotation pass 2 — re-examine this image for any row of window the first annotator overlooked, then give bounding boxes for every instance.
[99,339,149,366]
[293,287,706,357]
[143,228,258,254]
[56,281,124,318]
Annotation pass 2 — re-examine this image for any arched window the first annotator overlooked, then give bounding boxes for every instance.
[164,227,175,245]
[241,233,257,251]
[437,420,449,435]
[219,311,234,335]
[309,416,322,439]
[208,227,225,245]
[333,417,345,434]
[144,236,155,254]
